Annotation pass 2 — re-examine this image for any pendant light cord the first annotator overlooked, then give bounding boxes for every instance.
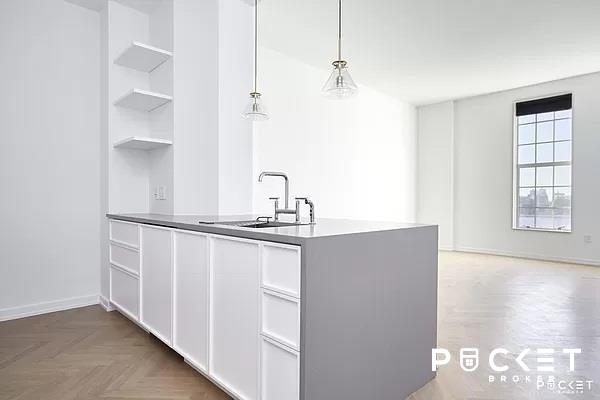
[254,0,258,93]
[337,0,342,62]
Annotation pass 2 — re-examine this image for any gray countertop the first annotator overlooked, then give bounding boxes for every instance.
[107,213,433,245]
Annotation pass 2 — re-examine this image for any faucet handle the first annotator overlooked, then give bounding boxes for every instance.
[269,197,280,200]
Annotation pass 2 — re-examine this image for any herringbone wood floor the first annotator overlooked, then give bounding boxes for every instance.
[1,252,599,400]
[0,305,230,400]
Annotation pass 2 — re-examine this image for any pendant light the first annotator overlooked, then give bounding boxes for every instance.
[243,0,269,120]
[322,0,358,99]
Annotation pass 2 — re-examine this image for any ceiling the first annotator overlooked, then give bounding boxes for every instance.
[112,0,163,14]
[64,0,104,11]
[65,0,164,14]
[260,0,600,105]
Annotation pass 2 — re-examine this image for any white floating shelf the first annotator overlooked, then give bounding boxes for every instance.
[114,42,172,72]
[113,136,173,150]
[114,89,172,112]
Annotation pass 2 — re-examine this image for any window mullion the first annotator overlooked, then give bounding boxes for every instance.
[534,116,538,228]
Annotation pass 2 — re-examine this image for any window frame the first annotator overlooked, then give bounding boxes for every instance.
[512,92,574,233]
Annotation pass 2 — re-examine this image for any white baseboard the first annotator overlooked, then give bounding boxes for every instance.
[99,295,114,312]
[453,246,600,267]
[438,245,455,252]
[0,294,100,322]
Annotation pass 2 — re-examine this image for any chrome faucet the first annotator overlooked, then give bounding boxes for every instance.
[258,171,315,224]
[258,171,290,208]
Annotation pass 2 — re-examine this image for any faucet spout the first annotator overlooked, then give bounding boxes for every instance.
[258,171,289,209]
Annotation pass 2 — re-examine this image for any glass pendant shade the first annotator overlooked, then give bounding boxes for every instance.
[243,92,269,121]
[322,60,358,99]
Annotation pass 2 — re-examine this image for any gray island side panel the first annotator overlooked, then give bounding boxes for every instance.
[301,225,438,400]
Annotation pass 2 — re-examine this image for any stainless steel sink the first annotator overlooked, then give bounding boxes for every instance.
[199,220,307,229]
[239,221,308,228]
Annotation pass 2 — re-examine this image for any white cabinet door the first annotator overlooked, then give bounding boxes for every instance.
[173,231,209,372]
[141,226,173,345]
[210,236,260,400]
[261,336,300,400]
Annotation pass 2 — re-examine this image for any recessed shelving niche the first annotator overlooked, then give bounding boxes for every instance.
[114,42,172,73]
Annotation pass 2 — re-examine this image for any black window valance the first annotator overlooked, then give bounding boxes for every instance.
[516,94,572,116]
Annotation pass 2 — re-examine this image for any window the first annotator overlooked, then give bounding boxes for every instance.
[514,94,572,232]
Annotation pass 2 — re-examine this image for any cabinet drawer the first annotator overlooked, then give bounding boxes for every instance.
[110,243,140,275]
[262,289,300,351]
[110,220,139,248]
[261,336,300,400]
[262,244,301,298]
[110,266,139,320]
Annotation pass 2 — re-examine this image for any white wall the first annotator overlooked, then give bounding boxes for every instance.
[417,73,600,265]
[253,48,417,222]
[0,0,101,317]
[417,101,454,249]
[172,0,253,216]
[172,0,219,215]
[217,0,254,215]
[148,0,174,216]
[107,1,152,214]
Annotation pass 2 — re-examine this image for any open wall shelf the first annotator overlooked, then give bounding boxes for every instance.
[114,42,172,72]
[114,89,172,112]
[113,136,173,150]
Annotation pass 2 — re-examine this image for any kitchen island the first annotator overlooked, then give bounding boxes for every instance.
[106,214,438,400]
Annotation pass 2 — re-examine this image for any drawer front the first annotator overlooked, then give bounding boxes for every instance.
[262,244,301,298]
[110,243,140,275]
[110,220,139,248]
[261,289,300,351]
[261,336,300,400]
[110,266,139,320]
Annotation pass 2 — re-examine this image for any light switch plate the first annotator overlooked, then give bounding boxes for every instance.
[153,186,167,200]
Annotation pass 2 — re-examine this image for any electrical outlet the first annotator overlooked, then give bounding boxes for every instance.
[584,235,592,244]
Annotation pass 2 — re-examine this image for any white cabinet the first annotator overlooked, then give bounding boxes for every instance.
[109,219,301,400]
[261,289,300,351]
[140,226,173,345]
[260,244,301,400]
[261,244,301,297]
[110,220,139,248]
[261,336,300,400]
[210,236,260,400]
[109,220,140,321]
[173,231,209,372]
[109,266,139,320]
[110,243,140,274]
